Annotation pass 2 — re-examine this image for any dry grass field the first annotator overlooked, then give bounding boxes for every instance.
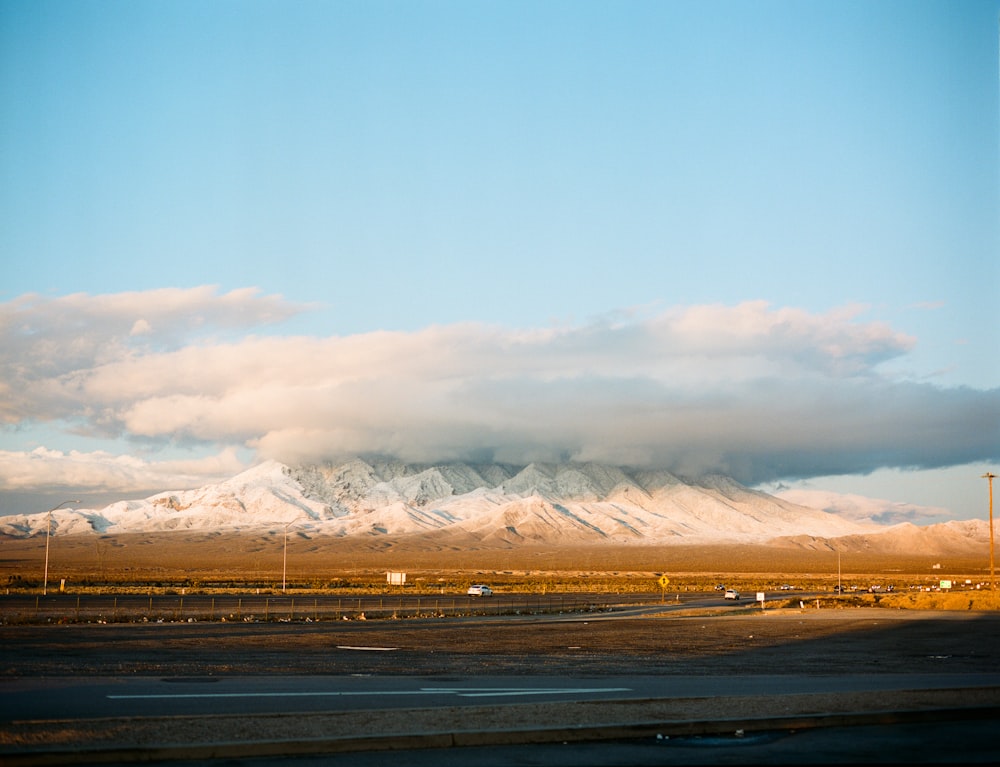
[1,531,993,601]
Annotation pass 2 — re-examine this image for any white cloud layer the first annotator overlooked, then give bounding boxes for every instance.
[0,447,246,493]
[1,288,997,494]
[769,487,952,527]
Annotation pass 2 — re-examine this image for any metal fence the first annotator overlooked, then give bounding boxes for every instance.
[0,592,634,624]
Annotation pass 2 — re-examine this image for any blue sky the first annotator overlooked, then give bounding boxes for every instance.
[1,1,998,523]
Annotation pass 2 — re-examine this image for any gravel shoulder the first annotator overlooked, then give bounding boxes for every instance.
[2,606,997,677]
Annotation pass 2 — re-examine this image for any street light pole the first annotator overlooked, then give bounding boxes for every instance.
[983,473,996,590]
[42,500,79,595]
[282,519,309,593]
[282,523,290,593]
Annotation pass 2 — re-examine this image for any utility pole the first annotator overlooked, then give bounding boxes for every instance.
[43,500,79,595]
[283,523,290,593]
[984,473,996,590]
[282,519,303,593]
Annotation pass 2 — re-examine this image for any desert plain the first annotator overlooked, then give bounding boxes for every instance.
[0,529,994,594]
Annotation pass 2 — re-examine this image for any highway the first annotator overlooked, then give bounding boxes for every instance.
[3,602,998,764]
[3,672,998,723]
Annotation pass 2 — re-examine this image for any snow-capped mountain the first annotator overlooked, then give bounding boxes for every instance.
[0,458,888,545]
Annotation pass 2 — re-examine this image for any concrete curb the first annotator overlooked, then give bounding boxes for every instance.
[5,704,998,766]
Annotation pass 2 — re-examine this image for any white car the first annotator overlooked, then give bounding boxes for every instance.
[724,589,741,600]
[467,584,493,597]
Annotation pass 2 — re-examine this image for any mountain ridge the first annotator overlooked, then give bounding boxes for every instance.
[0,459,988,556]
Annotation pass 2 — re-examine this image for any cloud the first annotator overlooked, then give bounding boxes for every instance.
[0,447,246,493]
[129,319,153,337]
[0,286,306,425]
[1,290,997,493]
[770,487,953,527]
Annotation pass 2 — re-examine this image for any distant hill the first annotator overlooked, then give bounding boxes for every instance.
[770,518,990,557]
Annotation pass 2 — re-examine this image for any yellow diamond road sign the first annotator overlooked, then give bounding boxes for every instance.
[658,575,670,588]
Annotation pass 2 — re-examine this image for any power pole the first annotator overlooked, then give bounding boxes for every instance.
[984,473,996,590]
[42,500,79,595]
[837,550,842,595]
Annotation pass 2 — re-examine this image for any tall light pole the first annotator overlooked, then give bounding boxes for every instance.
[282,522,291,593]
[837,550,842,595]
[43,500,79,595]
[282,519,310,593]
[983,473,996,590]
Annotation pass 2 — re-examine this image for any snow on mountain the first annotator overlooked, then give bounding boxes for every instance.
[1,460,333,538]
[769,518,990,556]
[819,519,989,555]
[0,458,884,545]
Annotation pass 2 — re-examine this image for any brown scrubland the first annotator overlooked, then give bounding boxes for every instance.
[1,531,994,605]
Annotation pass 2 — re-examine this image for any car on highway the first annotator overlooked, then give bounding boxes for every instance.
[724,588,741,600]
[467,584,493,597]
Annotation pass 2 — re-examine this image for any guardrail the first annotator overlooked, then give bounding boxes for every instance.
[0,592,637,624]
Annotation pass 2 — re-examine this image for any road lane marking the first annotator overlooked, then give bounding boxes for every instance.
[110,691,431,700]
[336,645,399,651]
[107,686,632,700]
[424,687,633,698]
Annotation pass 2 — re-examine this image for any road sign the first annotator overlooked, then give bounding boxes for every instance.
[658,575,670,589]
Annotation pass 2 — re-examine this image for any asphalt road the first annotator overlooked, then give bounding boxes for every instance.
[3,672,998,722]
[2,606,999,765]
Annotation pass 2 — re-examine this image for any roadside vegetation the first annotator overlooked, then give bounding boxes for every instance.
[767,590,1000,611]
